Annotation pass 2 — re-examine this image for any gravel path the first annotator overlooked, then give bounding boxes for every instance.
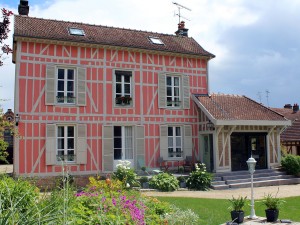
[143,184,300,199]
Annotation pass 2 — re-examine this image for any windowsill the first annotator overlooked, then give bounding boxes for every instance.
[114,104,133,108]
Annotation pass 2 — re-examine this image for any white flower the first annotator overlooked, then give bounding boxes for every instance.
[126,183,130,188]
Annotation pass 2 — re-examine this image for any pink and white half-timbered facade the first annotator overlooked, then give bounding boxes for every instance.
[13,14,215,177]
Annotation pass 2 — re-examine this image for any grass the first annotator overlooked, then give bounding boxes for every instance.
[157,196,300,225]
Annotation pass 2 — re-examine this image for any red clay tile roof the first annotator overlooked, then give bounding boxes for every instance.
[272,108,300,142]
[14,15,215,58]
[195,94,287,121]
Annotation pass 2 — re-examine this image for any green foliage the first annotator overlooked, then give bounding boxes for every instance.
[163,205,199,225]
[149,172,179,192]
[112,160,140,188]
[177,176,185,183]
[261,193,285,210]
[0,109,10,163]
[228,196,247,211]
[281,154,300,175]
[139,176,149,184]
[186,163,213,190]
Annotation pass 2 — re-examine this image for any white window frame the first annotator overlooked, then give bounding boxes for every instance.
[168,126,183,158]
[56,67,76,104]
[166,75,181,107]
[56,125,75,163]
[114,70,133,106]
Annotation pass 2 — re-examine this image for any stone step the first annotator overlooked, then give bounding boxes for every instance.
[226,175,295,185]
[214,169,280,177]
[211,184,230,190]
[222,171,286,181]
[211,180,226,186]
[228,178,300,189]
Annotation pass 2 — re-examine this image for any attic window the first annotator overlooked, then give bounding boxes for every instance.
[149,37,164,45]
[68,27,85,36]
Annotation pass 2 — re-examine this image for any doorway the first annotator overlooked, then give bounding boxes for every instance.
[231,133,267,171]
[201,134,214,172]
[113,126,134,169]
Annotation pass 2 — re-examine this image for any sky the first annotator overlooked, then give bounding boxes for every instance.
[0,0,299,111]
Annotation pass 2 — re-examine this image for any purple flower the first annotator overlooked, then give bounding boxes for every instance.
[112,198,116,206]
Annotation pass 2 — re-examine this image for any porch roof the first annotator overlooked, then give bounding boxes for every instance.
[192,94,291,126]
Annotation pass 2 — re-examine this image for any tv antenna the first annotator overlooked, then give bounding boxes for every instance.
[173,2,191,23]
[265,90,270,107]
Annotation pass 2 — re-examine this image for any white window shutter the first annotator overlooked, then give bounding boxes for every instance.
[158,74,166,108]
[135,126,145,167]
[77,67,86,106]
[46,124,56,165]
[102,125,114,172]
[45,65,56,105]
[77,124,87,164]
[182,75,190,109]
[184,125,193,157]
[160,125,168,159]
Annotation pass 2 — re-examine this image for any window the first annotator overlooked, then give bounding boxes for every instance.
[168,126,182,158]
[115,70,132,106]
[149,36,164,45]
[166,76,180,107]
[46,65,86,106]
[57,68,76,104]
[57,126,75,162]
[114,126,133,160]
[158,73,190,109]
[68,27,85,36]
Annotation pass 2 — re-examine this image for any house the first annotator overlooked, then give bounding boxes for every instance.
[272,104,300,155]
[13,1,290,180]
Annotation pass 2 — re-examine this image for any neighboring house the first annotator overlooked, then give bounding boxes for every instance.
[12,2,291,178]
[272,104,300,155]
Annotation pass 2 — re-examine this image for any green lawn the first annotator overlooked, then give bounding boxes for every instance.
[157,196,300,225]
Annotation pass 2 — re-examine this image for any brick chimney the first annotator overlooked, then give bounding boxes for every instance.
[175,21,189,37]
[18,0,29,16]
[284,104,292,109]
[293,103,299,113]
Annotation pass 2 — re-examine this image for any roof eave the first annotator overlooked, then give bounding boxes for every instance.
[215,120,292,126]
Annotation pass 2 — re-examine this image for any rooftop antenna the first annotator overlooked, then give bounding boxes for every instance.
[173,2,191,23]
[257,92,262,103]
[265,90,270,107]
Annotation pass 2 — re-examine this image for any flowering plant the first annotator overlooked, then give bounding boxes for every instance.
[186,163,213,190]
[112,160,139,188]
[115,96,132,105]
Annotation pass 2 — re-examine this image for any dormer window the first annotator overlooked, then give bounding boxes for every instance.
[149,36,164,45]
[68,27,85,36]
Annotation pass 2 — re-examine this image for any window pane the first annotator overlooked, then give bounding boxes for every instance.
[67,127,74,137]
[67,139,74,149]
[57,127,64,137]
[67,81,74,91]
[116,74,121,82]
[174,87,180,97]
[124,84,130,94]
[67,150,75,161]
[168,127,173,136]
[166,76,171,85]
[114,149,122,160]
[116,84,121,94]
[57,81,64,91]
[124,75,131,83]
[176,127,181,136]
[58,69,64,79]
[176,137,181,146]
[57,151,64,161]
[168,137,173,147]
[114,137,122,148]
[114,126,121,137]
[67,69,74,80]
[174,77,180,86]
[167,97,172,106]
[57,138,64,149]
[167,87,172,96]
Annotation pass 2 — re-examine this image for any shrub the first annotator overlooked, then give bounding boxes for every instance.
[228,196,247,211]
[281,154,300,175]
[112,160,140,188]
[261,193,285,210]
[140,176,149,184]
[186,163,213,190]
[149,172,179,192]
[164,205,200,225]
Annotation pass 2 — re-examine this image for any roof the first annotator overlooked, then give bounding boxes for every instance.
[14,15,215,58]
[193,94,290,126]
[272,107,300,142]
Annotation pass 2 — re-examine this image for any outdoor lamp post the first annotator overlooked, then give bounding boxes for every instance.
[247,156,257,219]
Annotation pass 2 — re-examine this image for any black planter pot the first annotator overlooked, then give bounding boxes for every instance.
[265,209,279,222]
[230,210,244,224]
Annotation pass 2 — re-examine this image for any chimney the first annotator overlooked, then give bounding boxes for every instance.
[284,104,292,109]
[293,103,299,113]
[175,21,189,37]
[18,0,29,16]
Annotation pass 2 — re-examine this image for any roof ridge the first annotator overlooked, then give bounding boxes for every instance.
[15,15,182,38]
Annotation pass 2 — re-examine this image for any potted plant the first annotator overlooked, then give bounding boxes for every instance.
[177,176,186,188]
[140,176,149,189]
[261,193,285,222]
[228,196,247,224]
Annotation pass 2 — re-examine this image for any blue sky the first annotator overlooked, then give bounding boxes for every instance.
[0,0,299,111]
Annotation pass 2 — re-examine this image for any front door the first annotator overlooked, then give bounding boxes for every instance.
[201,134,214,172]
[231,133,267,171]
[113,126,134,169]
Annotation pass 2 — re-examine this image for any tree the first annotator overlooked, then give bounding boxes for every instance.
[0,8,13,66]
[0,108,10,163]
